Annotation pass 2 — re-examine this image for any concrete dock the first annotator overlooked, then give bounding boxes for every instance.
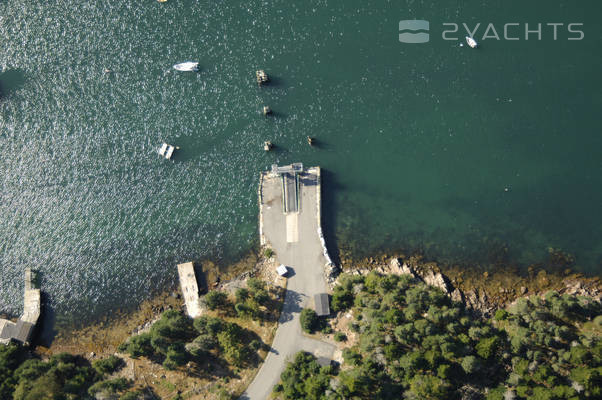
[177,262,203,318]
[241,164,335,400]
[0,268,41,345]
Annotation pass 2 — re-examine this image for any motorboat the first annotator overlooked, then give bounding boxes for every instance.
[173,62,199,72]
[158,143,177,159]
[465,36,478,48]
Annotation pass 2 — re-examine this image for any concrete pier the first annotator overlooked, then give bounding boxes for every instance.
[177,262,203,318]
[241,164,335,400]
[0,268,41,345]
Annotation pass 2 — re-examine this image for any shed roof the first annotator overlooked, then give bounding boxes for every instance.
[314,293,330,316]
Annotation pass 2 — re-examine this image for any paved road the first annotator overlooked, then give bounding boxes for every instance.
[241,168,334,400]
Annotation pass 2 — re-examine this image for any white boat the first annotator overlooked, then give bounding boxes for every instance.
[465,36,478,48]
[158,143,176,159]
[173,62,199,72]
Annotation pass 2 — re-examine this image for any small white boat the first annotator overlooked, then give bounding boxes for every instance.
[173,62,199,72]
[465,36,478,48]
[158,143,177,159]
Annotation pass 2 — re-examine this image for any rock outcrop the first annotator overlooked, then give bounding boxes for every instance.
[562,278,602,302]
[422,269,451,294]
[334,257,600,317]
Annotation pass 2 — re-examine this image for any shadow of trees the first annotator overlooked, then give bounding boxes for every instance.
[278,290,303,323]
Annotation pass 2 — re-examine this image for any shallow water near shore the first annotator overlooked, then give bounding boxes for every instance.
[1,1,601,328]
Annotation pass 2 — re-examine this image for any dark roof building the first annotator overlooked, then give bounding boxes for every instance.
[314,293,330,316]
[14,321,35,344]
[0,319,36,345]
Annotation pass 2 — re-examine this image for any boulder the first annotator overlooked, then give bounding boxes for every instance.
[422,270,451,294]
[451,288,464,303]
[389,258,417,278]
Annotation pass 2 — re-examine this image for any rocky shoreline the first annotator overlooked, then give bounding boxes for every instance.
[332,255,601,317]
[43,247,601,357]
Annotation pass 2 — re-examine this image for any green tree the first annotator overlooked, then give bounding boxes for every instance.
[461,356,479,375]
[247,278,266,294]
[235,288,250,303]
[0,343,27,398]
[570,367,602,397]
[404,374,450,400]
[300,308,319,333]
[485,386,506,400]
[331,287,354,312]
[93,355,125,375]
[193,315,223,336]
[476,336,500,360]
[494,309,509,321]
[216,322,254,367]
[235,302,253,319]
[205,290,229,311]
[120,333,153,358]
[163,343,188,370]
[88,377,131,397]
[253,289,271,306]
[12,354,100,400]
[187,334,217,357]
[334,332,347,342]
[277,352,333,400]
[13,373,63,400]
[120,390,144,400]
[342,348,362,366]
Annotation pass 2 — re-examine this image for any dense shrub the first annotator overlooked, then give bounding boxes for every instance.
[119,332,154,358]
[88,377,131,397]
[276,272,602,400]
[331,286,354,312]
[276,352,333,399]
[163,343,188,370]
[93,355,125,375]
[9,352,101,400]
[205,290,229,311]
[300,308,319,333]
[235,288,250,303]
[0,343,27,398]
[334,332,347,342]
[120,309,197,363]
[0,281,276,399]
[247,278,265,294]
[120,390,145,400]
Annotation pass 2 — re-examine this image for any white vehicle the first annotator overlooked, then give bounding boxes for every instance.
[465,36,478,48]
[173,62,199,72]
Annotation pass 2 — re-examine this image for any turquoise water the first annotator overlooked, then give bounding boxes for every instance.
[1,1,601,325]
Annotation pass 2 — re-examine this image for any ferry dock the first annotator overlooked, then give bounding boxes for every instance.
[242,164,335,400]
